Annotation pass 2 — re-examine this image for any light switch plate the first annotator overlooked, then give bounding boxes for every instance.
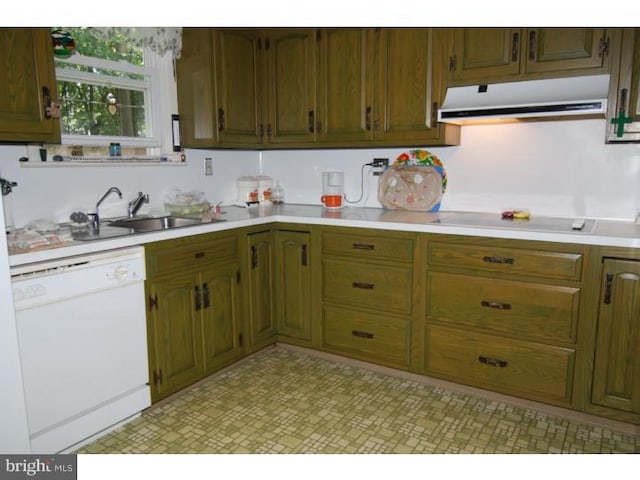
[204,157,213,176]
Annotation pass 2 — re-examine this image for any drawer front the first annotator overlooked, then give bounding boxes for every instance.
[428,272,580,343]
[323,305,410,367]
[426,325,575,404]
[322,258,413,315]
[428,242,582,281]
[147,234,238,277]
[322,231,414,263]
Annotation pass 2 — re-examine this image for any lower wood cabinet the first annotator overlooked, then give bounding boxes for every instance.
[320,227,417,369]
[426,325,575,404]
[422,235,586,408]
[591,257,640,414]
[145,232,243,402]
[139,223,640,426]
[275,229,312,341]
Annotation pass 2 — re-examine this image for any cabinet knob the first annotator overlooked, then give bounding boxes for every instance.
[478,356,508,368]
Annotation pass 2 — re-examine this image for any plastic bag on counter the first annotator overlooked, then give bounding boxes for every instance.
[163,187,211,216]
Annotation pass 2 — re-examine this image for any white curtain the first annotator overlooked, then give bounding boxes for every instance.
[89,27,182,59]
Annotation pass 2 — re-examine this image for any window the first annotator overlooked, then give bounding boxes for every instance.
[50,28,179,158]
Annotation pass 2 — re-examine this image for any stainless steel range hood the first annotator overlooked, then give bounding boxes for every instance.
[438,74,610,125]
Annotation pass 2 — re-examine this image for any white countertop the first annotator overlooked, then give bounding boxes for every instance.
[8,204,640,267]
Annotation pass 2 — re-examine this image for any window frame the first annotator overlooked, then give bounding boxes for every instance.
[54,43,177,155]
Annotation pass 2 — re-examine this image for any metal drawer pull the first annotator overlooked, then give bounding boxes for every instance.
[481,300,512,310]
[352,330,375,339]
[483,255,515,265]
[478,356,508,368]
[352,243,375,250]
[352,282,376,290]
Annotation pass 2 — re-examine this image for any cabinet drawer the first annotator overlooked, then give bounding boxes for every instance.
[426,325,575,404]
[146,233,238,277]
[428,242,582,281]
[322,231,414,263]
[427,272,580,343]
[323,305,410,367]
[322,258,413,315]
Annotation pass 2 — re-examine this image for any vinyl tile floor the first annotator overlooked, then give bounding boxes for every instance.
[76,347,640,454]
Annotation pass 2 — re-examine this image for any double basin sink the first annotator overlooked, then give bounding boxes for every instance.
[72,215,223,241]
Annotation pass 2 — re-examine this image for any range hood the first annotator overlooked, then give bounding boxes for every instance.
[438,74,610,125]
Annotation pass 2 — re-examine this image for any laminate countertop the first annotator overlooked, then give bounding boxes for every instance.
[8,204,640,267]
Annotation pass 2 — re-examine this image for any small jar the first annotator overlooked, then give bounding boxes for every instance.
[109,143,121,157]
[272,181,285,204]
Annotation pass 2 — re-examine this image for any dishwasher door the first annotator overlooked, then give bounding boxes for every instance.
[12,246,151,453]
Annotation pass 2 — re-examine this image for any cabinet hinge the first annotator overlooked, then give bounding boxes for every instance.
[149,293,158,310]
[448,54,457,72]
[153,369,163,385]
[599,37,610,57]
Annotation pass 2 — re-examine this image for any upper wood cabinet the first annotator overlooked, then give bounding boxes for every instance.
[448,28,612,85]
[0,28,61,143]
[176,28,262,148]
[263,29,317,145]
[177,27,459,149]
[606,28,640,142]
[316,28,374,144]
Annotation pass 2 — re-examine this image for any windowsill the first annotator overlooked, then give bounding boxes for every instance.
[20,157,188,167]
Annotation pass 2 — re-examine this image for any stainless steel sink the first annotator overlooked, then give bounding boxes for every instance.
[108,215,207,232]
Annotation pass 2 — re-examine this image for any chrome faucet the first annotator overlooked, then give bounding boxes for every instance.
[128,192,149,218]
[88,186,123,229]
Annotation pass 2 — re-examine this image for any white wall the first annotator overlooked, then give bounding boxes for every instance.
[0,117,639,229]
[260,119,640,221]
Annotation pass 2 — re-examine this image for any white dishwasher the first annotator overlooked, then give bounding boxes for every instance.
[11,246,151,453]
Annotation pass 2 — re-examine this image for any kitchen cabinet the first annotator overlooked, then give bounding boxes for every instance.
[246,230,276,347]
[177,27,460,149]
[263,28,317,145]
[320,227,417,368]
[176,28,262,148]
[422,235,586,407]
[275,229,312,341]
[606,28,640,142]
[0,28,61,143]
[448,27,612,85]
[145,232,243,402]
[372,28,458,145]
[315,28,374,144]
[591,258,640,414]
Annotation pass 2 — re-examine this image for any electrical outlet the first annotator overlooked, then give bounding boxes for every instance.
[371,157,389,176]
[204,157,213,176]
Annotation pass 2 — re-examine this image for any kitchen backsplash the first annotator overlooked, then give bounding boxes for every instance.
[1,118,639,229]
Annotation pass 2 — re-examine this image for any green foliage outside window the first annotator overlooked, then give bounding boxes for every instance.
[54,28,148,138]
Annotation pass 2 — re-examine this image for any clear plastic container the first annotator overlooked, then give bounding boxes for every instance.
[272,181,285,204]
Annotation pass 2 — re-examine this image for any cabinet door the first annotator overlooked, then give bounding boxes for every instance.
[176,28,218,148]
[592,259,640,414]
[264,28,316,145]
[276,230,312,340]
[316,28,374,144]
[201,261,243,373]
[374,28,444,144]
[524,28,609,75]
[448,28,522,84]
[213,29,263,146]
[147,272,204,402]
[607,28,640,141]
[247,230,276,344]
[0,28,61,143]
